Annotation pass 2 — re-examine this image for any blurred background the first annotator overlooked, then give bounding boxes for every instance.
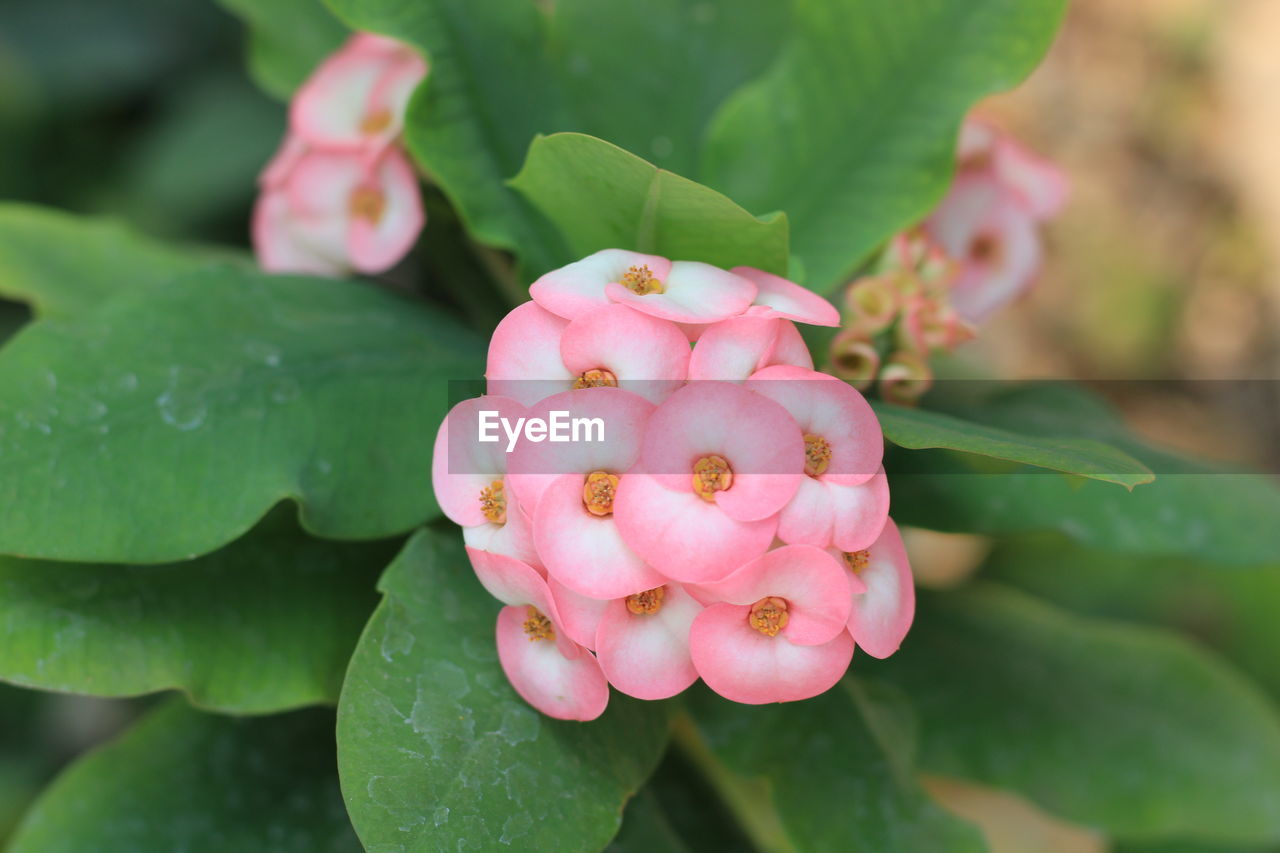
[1,0,1277,848]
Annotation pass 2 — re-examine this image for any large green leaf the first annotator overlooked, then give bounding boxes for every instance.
[0,264,484,562]
[218,0,348,100]
[511,133,789,275]
[874,400,1153,488]
[983,537,1280,704]
[886,384,1280,566]
[337,528,670,852]
[683,682,986,852]
[702,0,1067,292]
[605,790,695,853]
[6,700,359,852]
[0,510,393,713]
[872,584,1280,843]
[0,204,212,319]
[321,0,789,275]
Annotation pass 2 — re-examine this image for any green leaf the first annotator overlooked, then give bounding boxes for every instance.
[885,384,1280,566]
[321,0,789,274]
[6,700,359,852]
[0,264,484,562]
[0,203,211,319]
[0,510,394,713]
[872,584,1280,843]
[605,790,695,853]
[984,537,1280,704]
[682,683,986,852]
[217,0,349,100]
[511,133,789,275]
[703,0,1066,292]
[337,528,670,852]
[874,400,1154,488]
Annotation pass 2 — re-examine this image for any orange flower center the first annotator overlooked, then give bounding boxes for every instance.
[359,107,394,136]
[620,264,665,295]
[478,479,506,525]
[803,433,832,477]
[842,549,870,574]
[349,187,386,224]
[692,454,733,501]
[522,606,555,642]
[748,596,790,637]
[625,586,666,615]
[573,368,618,389]
[969,232,1002,264]
[582,470,620,517]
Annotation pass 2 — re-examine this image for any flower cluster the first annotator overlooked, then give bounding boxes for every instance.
[433,249,914,720]
[253,34,428,277]
[830,117,1067,403]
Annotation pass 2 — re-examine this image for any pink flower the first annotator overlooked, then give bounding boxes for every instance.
[253,33,427,277]
[530,249,758,326]
[486,302,690,407]
[290,33,428,156]
[468,548,609,721]
[925,172,1042,322]
[828,518,915,659]
[733,267,841,327]
[431,396,538,565]
[593,583,703,700]
[687,315,813,382]
[746,365,889,551]
[613,381,804,583]
[688,545,854,703]
[506,388,668,599]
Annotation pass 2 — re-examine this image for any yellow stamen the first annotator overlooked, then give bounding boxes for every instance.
[842,550,870,574]
[478,480,506,525]
[748,596,789,637]
[803,433,832,477]
[522,606,555,642]
[573,368,618,389]
[625,586,666,615]
[692,454,733,502]
[359,107,393,135]
[620,264,665,295]
[349,187,386,224]
[582,471,620,517]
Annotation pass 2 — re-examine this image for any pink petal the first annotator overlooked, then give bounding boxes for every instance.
[994,136,1068,221]
[252,190,347,276]
[845,518,915,659]
[431,396,526,526]
[506,387,653,514]
[462,500,540,567]
[495,605,608,721]
[595,585,702,700]
[777,469,890,552]
[692,544,851,646]
[286,148,368,216]
[689,603,854,704]
[746,365,883,485]
[612,471,776,583]
[530,249,671,320]
[688,316,813,382]
[347,147,425,274]
[605,261,756,324]
[559,304,690,405]
[547,576,608,650]
[259,133,308,190]
[486,302,575,405]
[533,473,668,599]
[732,267,840,326]
[639,381,803,521]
